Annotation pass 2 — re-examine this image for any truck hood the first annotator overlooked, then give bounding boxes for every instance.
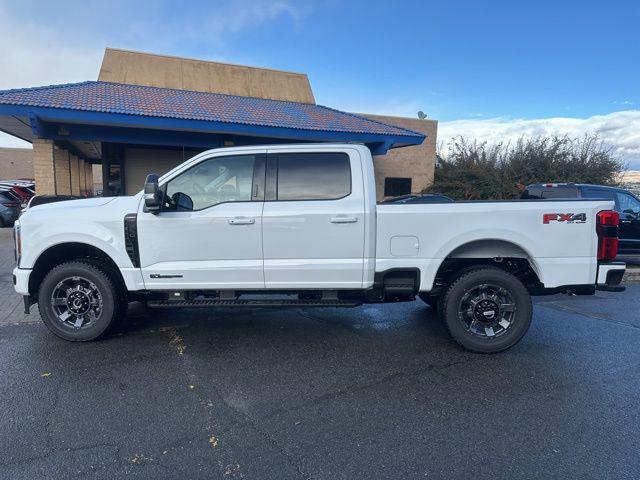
[19,195,142,228]
[28,197,117,211]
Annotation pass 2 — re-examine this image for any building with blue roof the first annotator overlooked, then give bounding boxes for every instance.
[0,48,436,199]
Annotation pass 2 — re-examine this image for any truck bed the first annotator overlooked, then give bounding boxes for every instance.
[375,198,615,291]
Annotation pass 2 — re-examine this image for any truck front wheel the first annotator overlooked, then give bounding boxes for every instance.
[37,261,124,341]
[440,267,532,353]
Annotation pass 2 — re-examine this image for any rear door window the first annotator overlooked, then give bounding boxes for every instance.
[274,152,351,201]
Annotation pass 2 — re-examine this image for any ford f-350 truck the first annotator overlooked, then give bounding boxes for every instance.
[13,144,626,352]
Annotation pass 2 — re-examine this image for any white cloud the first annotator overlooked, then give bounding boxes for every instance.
[0,0,311,90]
[0,132,31,149]
[0,0,311,150]
[0,3,103,90]
[439,110,640,169]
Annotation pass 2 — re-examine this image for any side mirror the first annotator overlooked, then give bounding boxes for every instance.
[144,174,161,213]
[172,192,194,211]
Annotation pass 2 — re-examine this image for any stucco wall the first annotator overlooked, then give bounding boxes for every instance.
[124,148,202,195]
[359,114,437,201]
[99,48,316,104]
[0,147,34,180]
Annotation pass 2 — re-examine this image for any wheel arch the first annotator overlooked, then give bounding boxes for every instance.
[29,242,126,297]
[429,238,543,293]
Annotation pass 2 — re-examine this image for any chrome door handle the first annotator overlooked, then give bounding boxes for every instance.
[330,216,358,224]
[228,217,255,225]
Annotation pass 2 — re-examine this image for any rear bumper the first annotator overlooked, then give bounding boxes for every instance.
[596,261,626,292]
[13,267,30,295]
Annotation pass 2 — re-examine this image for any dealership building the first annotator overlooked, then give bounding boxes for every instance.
[0,48,437,201]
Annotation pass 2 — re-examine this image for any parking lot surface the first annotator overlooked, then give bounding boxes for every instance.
[1,229,639,479]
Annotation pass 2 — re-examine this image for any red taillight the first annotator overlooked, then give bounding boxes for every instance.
[596,210,619,261]
[1,202,18,208]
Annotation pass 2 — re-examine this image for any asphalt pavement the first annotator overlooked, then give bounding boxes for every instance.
[1,229,639,480]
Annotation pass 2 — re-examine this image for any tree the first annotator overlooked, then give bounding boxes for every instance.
[426,135,625,200]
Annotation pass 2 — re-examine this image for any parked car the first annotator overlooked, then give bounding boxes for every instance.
[0,180,35,210]
[522,183,640,254]
[13,145,626,353]
[0,190,21,227]
[381,193,454,204]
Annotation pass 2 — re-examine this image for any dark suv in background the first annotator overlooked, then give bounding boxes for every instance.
[522,183,640,254]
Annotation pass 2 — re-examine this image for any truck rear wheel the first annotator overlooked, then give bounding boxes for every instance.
[37,261,124,341]
[440,267,532,353]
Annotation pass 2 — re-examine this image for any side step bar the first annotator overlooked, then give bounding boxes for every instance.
[147,298,362,308]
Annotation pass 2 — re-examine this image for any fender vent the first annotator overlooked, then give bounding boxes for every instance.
[124,213,140,268]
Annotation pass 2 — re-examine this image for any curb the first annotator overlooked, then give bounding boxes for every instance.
[624,268,640,285]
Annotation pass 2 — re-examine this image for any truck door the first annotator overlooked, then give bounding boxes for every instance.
[136,151,266,289]
[614,190,640,253]
[261,149,365,289]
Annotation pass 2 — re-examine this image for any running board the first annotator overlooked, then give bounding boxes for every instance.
[147,298,362,308]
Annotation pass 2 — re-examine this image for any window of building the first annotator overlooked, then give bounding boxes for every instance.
[276,152,351,201]
[164,154,256,211]
[384,177,412,197]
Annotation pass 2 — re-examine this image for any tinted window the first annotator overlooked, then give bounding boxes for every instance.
[384,178,412,197]
[521,187,543,199]
[276,153,351,201]
[582,187,616,201]
[540,187,578,199]
[616,192,640,213]
[165,155,256,211]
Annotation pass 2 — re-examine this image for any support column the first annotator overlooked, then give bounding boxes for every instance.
[85,162,94,196]
[53,148,72,195]
[70,154,80,196]
[79,158,87,196]
[102,143,112,196]
[32,139,56,195]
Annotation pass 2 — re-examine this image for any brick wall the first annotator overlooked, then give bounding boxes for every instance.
[32,139,56,195]
[0,148,34,179]
[69,154,80,196]
[53,148,72,195]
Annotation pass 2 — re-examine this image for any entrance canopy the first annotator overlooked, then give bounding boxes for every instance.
[0,81,424,161]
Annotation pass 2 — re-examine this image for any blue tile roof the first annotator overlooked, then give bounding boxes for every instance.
[0,81,424,143]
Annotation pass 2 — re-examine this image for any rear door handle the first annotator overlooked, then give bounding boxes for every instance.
[330,216,358,224]
[228,217,255,225]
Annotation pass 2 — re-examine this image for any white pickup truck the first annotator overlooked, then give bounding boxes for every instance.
[13,144,626,352]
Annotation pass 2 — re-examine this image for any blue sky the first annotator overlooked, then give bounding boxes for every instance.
[0,0,639,167]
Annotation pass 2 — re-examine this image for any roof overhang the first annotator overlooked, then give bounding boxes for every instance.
[0,103,423,157]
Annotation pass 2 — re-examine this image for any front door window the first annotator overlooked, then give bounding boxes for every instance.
[164,155,256,211]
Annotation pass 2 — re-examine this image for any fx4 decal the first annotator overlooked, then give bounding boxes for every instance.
[543,213,587,224]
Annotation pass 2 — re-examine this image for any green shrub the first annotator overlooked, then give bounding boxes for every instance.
[426,135,625,200]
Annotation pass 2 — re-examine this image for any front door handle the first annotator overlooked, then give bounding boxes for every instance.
[330,216,358,224]
[228,217,255,225]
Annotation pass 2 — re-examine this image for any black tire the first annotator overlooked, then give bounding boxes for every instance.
[440,267,532,353]
[418,293,439,311]
[37,261,124,341]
